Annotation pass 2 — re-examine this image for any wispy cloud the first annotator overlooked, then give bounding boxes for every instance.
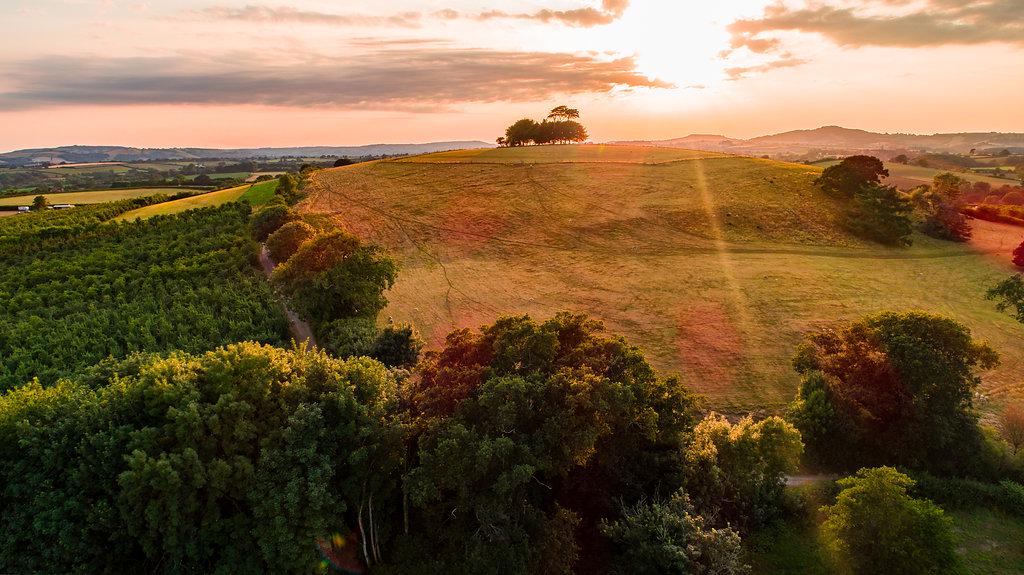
[0,48,669,111]
[192,1,631,29]
[727,0,1024,55]
[724,54,808,80]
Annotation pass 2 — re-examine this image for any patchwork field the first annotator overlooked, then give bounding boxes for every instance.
[115,180,277,220]
[304,145,1024,413]
[0,187,203,206]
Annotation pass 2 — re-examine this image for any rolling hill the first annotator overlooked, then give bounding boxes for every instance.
[615,126,1024,157]
[0,141,494,167]
[302,145,1024,413]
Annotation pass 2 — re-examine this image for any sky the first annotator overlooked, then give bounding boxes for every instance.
[0,0,1022,150]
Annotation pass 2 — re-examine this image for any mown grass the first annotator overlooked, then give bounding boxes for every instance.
[115,185,251,220]
[304,145,1024,412]
[238,179,279,204]
[0,188,204,206]
[748,508,1024,575]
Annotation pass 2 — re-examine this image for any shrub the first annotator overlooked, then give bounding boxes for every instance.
[370,323,423,368]
[911,472,1024,517]
[265,220,316,264]
[251,204,299,241]
[1002,402,1024,452]
[790,311,998,474]
[317,316,379,358]
[684,414,803,532]
[843,183,914,246]
[983,194,1003,204]
[601,491,749,575]
[1004,191,1024,205]
[1014,242,1024,267]
[821,467,957,575]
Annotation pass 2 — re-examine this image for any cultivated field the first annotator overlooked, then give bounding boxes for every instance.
[115,180,277,220]
[0,187,202,206]
[304,145,1024,413]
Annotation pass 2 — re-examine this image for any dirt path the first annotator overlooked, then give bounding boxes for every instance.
[785,474,837,487]
[259,246,317,348]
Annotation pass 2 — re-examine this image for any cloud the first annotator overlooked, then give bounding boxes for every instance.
[724,54,808,80]
[0,49,669,111]
[727,0,1024,54]
[194,1,630,29]
[195,5,423,27]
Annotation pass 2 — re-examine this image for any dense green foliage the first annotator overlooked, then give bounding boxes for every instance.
[266,220,316,263]
[317,318,424,369]
[0,202,288,389]
[0,344,402,574]
[821,467,958,575]
[600,491,748,575]
[911,472,1024,517]
[789,311,998,475]
[497,106,588,146]
[815,155,888,199]
[843,182,914,246]
[395,313,701,574]
[272,231,397,324]
[251,202,300,241]
[684,414,803,533]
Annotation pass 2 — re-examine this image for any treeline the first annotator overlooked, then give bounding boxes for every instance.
[2,307,1022,574]
[0,201,289,390]
[497,105,589,147]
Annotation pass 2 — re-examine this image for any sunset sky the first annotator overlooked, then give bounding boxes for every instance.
[1,0,1022,150]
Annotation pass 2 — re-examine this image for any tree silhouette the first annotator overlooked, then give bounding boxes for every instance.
[547,105,580,121]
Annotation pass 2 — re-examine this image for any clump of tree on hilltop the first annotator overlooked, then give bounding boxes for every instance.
[497,105,589,147]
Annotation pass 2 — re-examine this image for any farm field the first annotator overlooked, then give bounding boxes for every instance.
[812,159,1016,189]
[305,144,1024,413]
[0,187,202,206]
[115,181,276,220]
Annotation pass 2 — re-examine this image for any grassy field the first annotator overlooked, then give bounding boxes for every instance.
[0,188,202,206]
[115,181,279,221]
[304,145,1024,413]
[812,159,1015,190]
[238,179,279,204]
[748,508,1024,574]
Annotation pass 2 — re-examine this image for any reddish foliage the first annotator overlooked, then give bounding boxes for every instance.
[1013,240,1024,267]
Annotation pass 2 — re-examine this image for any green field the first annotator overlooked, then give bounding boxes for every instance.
[115,181,279,220]
[0,187,202,206]
[305,145,1024,413]
[749,507,1024,574]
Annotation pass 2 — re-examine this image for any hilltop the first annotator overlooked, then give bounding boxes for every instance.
[615,126,1024,157]
[301,144,1024,412]
[0,141,493,167]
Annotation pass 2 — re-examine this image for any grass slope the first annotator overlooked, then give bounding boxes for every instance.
[0,188,203,206]
[304,144,1024,412]
[115,182,276,220]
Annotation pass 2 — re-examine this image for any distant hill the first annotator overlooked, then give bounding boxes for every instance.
[613,126,1024,158]
[0,141,494,167]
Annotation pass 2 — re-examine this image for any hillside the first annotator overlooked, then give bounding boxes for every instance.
[302,144,1024,412]
[615,126,1024,157]
[0,141,494,167]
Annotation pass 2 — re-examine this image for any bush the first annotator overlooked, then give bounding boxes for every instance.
[601,491,749,575]
[1004,191,1024,205]
[684,414,803,532]
[265,220,316,264]
[370,323,423,368]
[251,204,299,241]
[821,467,958,575]
[317,316,379,358]
[911,472,1024,517]
[843,183,914,246]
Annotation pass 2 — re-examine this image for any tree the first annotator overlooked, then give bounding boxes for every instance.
[0,344,404,573]
[370,322,423,368]
[547,105,581,122]
[1003,190,1024,205]
[31,195,48,211]
[910,173,972,241]
[600,491,748,575]
[251,203,299,241]
[1001,403,1024,455]
[844,183,914,246]
[892,154,909,165]
[504,118,540,147]
[399,313,699,574]
[684,414,803,532]
[265,220,316,264]
[821,467,957,575]
[333,157,353,167]
[276,173,298,202]
[1013,241,1024,267]
[790,311,998,474]
[815,155,888,198]
[988,274,1024,323]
